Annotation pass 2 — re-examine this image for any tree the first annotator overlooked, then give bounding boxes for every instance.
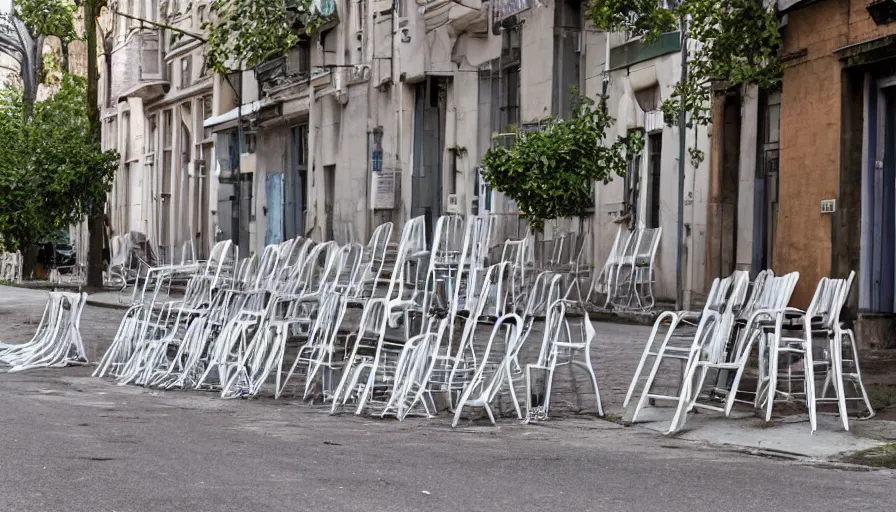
[587,0,782,165]
[204,0,333,73]
[0,75,119,261]
[0,0,77,119]
[80,0,105,287]
[480,95,643,233]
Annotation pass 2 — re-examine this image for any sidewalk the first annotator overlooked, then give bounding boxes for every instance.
[2,283,895,461]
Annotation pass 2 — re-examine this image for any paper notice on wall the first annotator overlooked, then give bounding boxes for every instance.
[371,171,396,210]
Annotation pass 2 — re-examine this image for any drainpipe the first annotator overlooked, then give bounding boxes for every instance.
[392,1,404,222]
[334,0,348,104]
[365,0,376,236]
[308,72,318,237]
[675,17,688,311]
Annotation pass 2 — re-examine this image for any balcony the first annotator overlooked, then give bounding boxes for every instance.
[110,30,169,102]
[419,0,488,34]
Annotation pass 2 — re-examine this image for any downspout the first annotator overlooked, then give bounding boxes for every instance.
[308,74,318,237]
[365,0,376,235]
[334,0,348,104]
[392,0,404,221]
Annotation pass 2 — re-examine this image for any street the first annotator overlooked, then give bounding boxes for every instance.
[0,287,894,511]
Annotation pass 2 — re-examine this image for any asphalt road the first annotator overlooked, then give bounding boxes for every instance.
[0,366,892,512]
[1,286,894,511]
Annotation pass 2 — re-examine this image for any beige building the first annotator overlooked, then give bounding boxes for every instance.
[101,0,215,261]
[101,0,712,302]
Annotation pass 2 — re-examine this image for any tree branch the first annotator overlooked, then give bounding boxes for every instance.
[112,10,207,43]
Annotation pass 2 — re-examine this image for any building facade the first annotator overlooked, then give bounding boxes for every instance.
[776,0,896,340]
[102,0,713,303]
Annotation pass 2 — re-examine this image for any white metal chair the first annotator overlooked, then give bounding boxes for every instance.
[525,299,603,422]
[452,313,526,427]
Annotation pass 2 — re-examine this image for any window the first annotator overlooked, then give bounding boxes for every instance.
[141,34,160,78]
[147,114,157,153]
[286,41,312,78]
[180,56,192,89]
[163,110,173,147]
[552,0,582,118]
[244,133,257,154]
[623,131,643,225]
[197,5,207,25]
[294,124,309,167]
[646,133,662,229]
[121,111,131,160]
[486,25,522,132]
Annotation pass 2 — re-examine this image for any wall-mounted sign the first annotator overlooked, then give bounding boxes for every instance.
[493,0,531,23]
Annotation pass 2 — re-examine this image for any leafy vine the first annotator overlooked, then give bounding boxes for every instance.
[587,0,782,167]
[204,0,333,73]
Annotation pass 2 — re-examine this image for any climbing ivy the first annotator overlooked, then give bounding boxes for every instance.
[587,0,782,166]
[480,95,643,232]
[204,0,332,73]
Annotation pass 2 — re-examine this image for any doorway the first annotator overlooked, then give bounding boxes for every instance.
[412,77,448,241]
[285,124,308,239]
[754,90,780,274]
[860,78,896,313]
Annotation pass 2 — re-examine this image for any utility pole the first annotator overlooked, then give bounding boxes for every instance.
[675,17,688,311]
[84,0,105,288]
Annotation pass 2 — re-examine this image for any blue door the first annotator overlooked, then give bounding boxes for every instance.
[265,172,284,246]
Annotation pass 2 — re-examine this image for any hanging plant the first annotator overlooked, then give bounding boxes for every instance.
[480,94,643,232]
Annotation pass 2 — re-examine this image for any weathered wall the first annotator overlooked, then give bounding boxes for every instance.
[777,0,848,305]
[585,32,710,303]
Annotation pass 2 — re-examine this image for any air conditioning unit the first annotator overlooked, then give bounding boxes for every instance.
[446,193,463,214]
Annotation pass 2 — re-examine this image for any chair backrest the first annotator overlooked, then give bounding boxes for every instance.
[250,244,282,291]
[384,217,430,303]
[751,271,800,313]
[633,227,662,267]
[461,313,525,405]
[204,240,237,288]
[830,271,856,329]
[430,214,466,267]
[808,271,856,330]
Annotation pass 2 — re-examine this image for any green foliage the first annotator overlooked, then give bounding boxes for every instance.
[588,0,781,167]
[41,52,63,86]
[0,75,119,252]
[14,0,78,43]
[204,0,332,73]
[480,95,643,232]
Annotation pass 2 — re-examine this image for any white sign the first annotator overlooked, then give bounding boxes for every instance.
[372,171,396,210]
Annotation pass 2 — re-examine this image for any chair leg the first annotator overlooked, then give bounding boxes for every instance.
[667,359,700,435]
[724,333,758,417]
[846,329,876,419]
[803,337,818,433]
[542,361,557,418]
[582,350,604,417]
[483,403,496,425]
[830,335,849,431]
[764,337,780,422]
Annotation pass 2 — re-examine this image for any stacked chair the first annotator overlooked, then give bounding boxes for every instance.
[625,269,875,434]
[95,215,607,427]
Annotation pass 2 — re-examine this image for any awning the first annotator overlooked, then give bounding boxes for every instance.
[202,99,270,131]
